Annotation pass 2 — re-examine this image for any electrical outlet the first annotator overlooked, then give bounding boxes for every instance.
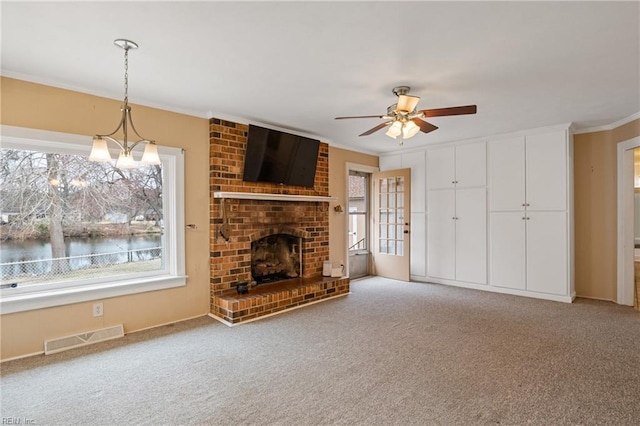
[93,302,103,317]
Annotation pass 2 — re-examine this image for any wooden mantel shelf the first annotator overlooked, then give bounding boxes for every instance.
[213,191,337,203]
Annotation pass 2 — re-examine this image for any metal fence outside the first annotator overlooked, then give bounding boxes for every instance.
[1,247,162,287]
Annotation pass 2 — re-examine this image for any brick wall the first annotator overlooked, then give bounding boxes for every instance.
[209,118,330,311]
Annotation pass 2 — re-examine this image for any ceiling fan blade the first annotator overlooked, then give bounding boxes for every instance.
[419,105,477,118]
[335,115,385,120]
[396,94,421,113]
[412,118,439,134]
[359,122,391,136]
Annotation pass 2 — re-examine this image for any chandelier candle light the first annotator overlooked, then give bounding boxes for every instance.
[89,39,161,169]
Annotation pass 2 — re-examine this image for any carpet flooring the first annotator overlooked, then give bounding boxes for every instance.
[1,277,639,425]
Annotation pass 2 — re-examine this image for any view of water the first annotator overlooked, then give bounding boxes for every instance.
[0,235,163,280]
[0,235,163,263]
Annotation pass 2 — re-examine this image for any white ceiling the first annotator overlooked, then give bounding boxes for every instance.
[2,1,639,154]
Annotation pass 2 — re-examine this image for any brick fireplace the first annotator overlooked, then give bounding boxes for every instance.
[209,118,349,324]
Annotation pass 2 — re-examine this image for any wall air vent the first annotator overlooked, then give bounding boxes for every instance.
[44,324,124,355]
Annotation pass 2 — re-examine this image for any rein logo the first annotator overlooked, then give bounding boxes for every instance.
[1,418,35,425]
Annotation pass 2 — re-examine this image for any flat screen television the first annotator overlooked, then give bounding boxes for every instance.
[243,124,320,188]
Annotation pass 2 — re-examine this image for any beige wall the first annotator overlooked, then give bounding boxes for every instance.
[574,119,640,300]
[328,147,379,268]
[0,77,211,360]
[3,74,636,358]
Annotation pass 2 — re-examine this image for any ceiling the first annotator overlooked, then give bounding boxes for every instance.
[2,1,639,155]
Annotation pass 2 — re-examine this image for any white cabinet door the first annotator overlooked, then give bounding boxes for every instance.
[427,146,455,189]
[526,131,567,211]
[526,211,568,295]
[455,188,487,284]
[427,189,455,279]
[456,142,487,187]
[489,137,525,211]
[410,212,426,277]
[489,212,526,290]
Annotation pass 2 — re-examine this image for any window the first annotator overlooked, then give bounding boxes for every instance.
[348,171,369,252]
[0,126,185,314]
[377,176,405,256]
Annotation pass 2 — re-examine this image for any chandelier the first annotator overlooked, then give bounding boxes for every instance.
[89,39,161,169]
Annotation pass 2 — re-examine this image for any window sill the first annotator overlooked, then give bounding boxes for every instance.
[0,275,187,315]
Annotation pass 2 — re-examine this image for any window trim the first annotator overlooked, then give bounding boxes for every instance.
[0,125,186,314]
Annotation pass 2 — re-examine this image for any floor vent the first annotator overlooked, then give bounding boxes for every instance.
[44,324,124,355]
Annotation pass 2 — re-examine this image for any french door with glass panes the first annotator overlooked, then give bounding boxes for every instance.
[373,169,411,281]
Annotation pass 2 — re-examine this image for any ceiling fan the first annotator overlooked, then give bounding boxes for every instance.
[335,86,477,145]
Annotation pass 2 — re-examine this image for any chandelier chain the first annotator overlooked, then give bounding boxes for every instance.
[124,47,129,104]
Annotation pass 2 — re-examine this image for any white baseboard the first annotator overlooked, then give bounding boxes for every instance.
[414,277,574,303]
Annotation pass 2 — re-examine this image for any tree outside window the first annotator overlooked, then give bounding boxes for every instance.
[0,148,164,287]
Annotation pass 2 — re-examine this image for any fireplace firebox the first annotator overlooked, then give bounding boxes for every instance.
[251,234,302,284]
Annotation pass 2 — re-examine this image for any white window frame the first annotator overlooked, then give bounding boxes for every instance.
[0,125,186,314]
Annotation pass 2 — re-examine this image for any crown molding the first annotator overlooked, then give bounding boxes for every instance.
[1,71,209,120]
[573,112,640,135]
[380,122,574,157]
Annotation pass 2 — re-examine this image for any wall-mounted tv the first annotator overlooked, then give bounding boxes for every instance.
[242,124,320,188]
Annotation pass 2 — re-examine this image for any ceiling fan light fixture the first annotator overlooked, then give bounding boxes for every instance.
[385,120,403,138]
[402,120,421,138]
[396,94,420,113]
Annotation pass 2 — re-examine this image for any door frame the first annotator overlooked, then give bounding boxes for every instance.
[345,162,379,278]
[616,136,640,305]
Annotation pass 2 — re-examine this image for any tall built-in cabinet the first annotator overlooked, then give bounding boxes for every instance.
[488,130,573,300]
[426,142,487,284]
[378,124,573,303]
